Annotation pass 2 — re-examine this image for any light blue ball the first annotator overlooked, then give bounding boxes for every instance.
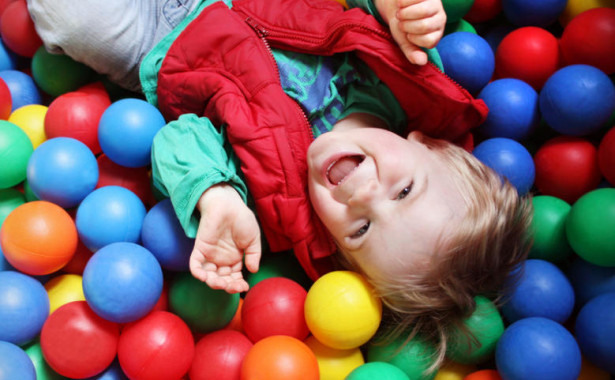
[0,341,36,380]
[0,40,17,72]
[0,70,41,111]
[83,242,163,323]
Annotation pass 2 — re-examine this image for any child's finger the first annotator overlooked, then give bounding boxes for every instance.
[406,29,443,49]
[397,0,427,7]
[243,241,262,273]
[396,1,441,21]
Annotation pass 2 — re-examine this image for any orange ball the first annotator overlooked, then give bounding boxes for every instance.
[241,335,319,380]
[464,369,503,380]
[0,200,77,275]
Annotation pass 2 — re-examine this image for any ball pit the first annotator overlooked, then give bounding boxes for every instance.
[0,69,42,111]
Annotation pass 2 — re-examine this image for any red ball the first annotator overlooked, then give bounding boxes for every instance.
[464,0,502,24]
[190,330,253,380]
[495,26,560,90]
[534,136,602,204]
[96,154,154,206]
[241,277,309,343]
[118,311,195,380]
[40,301,120,379]
[60,240,94,275]
[599,126,615,186]
[560,7,615,75]
[0,77,11,120]
[0,0,42,57]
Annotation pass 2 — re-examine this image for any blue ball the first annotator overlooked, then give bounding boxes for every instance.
[0,244,15,271]
[566,257,615,307]
[502,259,575,323]
[27,137,99,208]
[502,0,567,26]
[477,78,540,140]
[0,341,36,380]
[83,242,163,323]
[472,137,535,195]
[98,98,166,168]
[76,186,147,252]
[0,70,42,111]
[85,359,128,380]
[141,198,193,271]
[574,292,615,373]
[0,271,49,345]
[540,64,615,136]
[496,317,582,380]
[0,40,17,72]
[438,32,495,95]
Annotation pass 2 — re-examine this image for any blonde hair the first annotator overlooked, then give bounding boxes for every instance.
[336,132,533,372]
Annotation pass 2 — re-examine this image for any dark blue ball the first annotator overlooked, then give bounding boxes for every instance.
[502,0,568,27]
[566,256,615,307]
[0,70,42,111]
[574,292,615,373]
[0,341,36,380]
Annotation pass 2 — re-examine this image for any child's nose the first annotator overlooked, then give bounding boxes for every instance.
[348,179,378,208]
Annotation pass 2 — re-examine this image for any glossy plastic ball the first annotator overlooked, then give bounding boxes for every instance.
[346,362,410,380]
[76,186,146,251]
[242,276,309,342]
[566,188,615,266]
[438,32,495,95]
[8,103,47,148]
[31,46,95,97]
[190,330,253,380]
[598,126,615,185]
[495,317,582,380]
[304,335,365,380]
[0,120,32,188]
[98,98,166,168]
[540,65,615,136]
[0,187,24,225]
[23,340,66,380]
[0,271,49,345]
[0,70,41,111]
[86,360,127,380]
[464,0,502,23]
[0,39,16,73]
[442,0,474,22]
[246,250,312,290]
[559,0,615,26]
[96,154,153,205]
[464,369,503,380]
[1,201,78,275]
[83,242,163,323]
[574,292,615,373]
[476,78,540,140]
[40,301,120,379]
[0,341,36,380]
[529,195,573,262]
[502,0,568,26]
[566,256,615,307]
[0,77,12,119]
[44,273,85,315]
[367,334,436,379]
[0,0,42,57]
[472,137,535,195]
[27,137,99,208]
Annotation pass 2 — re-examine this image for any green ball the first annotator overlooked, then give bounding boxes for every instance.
[22,180,40,202]
[0,188,25,227]
[347,362,410,380]
[24,340,65,380]
[0,120,33,189]
[446,296,504,364]
[31,46,95,97]
[566,188,615,267]
[247,251,312,290]
[442,0,475,23]
[444,19,477,35]
[367,334,436,380]
[529,195,573,263]
[169,272,240,333]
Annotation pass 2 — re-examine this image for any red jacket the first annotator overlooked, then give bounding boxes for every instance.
[155,0,488,280]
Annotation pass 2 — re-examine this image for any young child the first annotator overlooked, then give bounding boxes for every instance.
[28,0,532,369]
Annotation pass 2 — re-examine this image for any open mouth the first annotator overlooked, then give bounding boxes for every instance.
[326,155,365,185]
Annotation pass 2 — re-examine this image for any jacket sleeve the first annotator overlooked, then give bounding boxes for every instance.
[151,113,248,238]
[346,0,385,23]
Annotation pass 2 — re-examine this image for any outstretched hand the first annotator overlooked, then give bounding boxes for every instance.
[189,185,261,293]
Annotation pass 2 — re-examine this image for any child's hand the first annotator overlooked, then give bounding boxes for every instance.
[189,184,261,293]
[376,0,447,65]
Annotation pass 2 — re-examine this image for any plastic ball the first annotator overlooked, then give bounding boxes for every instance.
[24,340,65,380]
[242,276,309,342]
[574,292,615,373]
[495,27,560,90]
[447,296,505,364]
[169,271,239,333]
[529,195,573,262]
[346,362,410,380]
[0,242,13,271]
[501,259,575,323]
[0,77,12,119]
[98,98,166,168]
[117,311,195,380]
[61,240,94,275]
[0,39,16,73]
[444,19,477,35]
[476,78,540,140]
[40,301,120,379]
[0,187,24,225]
[0,120,32,188]
[304,271,382,350]
[0,271,49,345]
[44,274,85,315]
[240,335,319,380]
[495,317,582,380]
[189,330,253,380]
[31,46,95,97]
[540,64,615,136]
[96,154,153,205]
[0,0,42,57]
[367,335,436,379]
[533,136,602,204]
[598,126,615,185]
[442,0,474,23]
[86,360,128,380]
[141,198,193,271]
[463,369,502,380]
[27,137,99,208]
[83,242,163,323]
[437,32,495,95]
[0,341,36,380]
[472,137,535,195]
[45,89,111,155]
[75,186,146,251]
[566,188,615,266]
[8,103,47,148]
[1,201,77,275]
[0,70,41,111]
[566,256,615,307]
[247,250,312,289]
[464,0,502,23]
[502,0,568,26]
[305,335,365,380]
[559,0,615,26]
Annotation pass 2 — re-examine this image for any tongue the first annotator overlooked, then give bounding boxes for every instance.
[327,155,363,185]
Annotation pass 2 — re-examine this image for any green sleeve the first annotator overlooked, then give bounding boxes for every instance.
[151,113,248,238]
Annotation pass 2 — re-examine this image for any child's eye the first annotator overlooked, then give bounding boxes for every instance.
[351,221,370,239]
[396,183,413,200]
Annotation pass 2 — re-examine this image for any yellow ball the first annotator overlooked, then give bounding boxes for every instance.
[304,271,382,350]
[8,104,48,149]
[44,274,85,314]
[305,335,364,380]
[434,361,477,380]
[559,0,615,25]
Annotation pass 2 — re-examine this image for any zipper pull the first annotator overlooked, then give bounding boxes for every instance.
[245,17,268,37]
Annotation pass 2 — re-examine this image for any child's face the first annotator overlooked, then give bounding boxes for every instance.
[307,128,468,278]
